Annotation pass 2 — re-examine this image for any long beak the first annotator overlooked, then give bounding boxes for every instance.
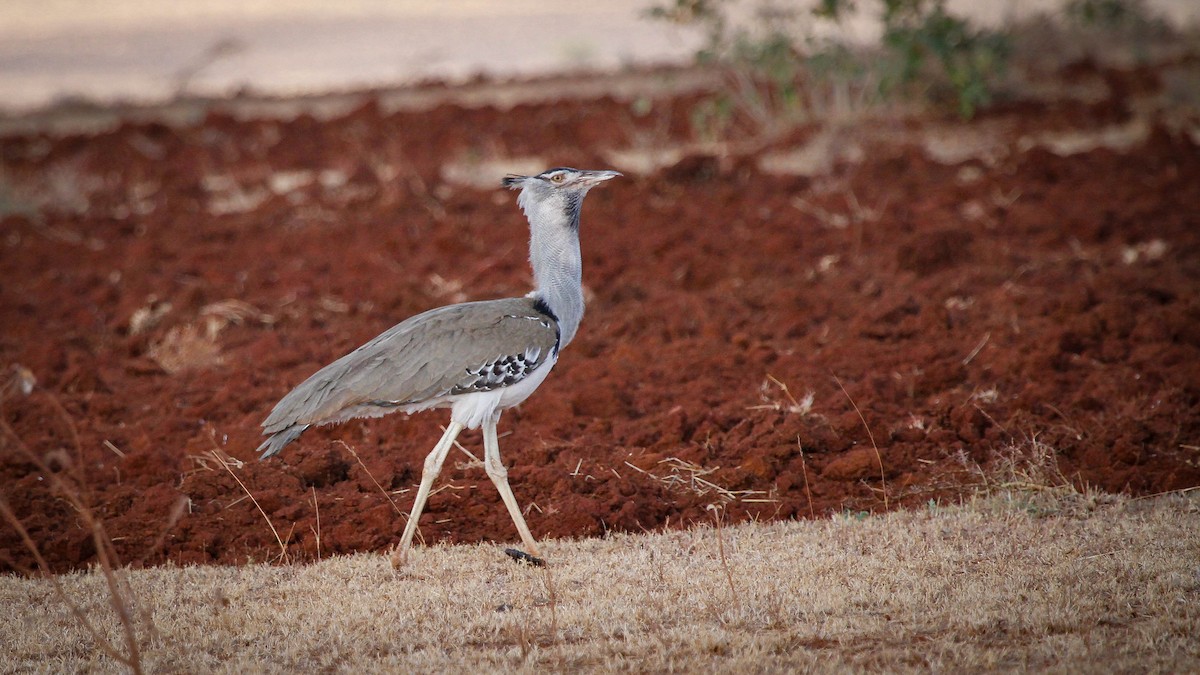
[578,169,622,186]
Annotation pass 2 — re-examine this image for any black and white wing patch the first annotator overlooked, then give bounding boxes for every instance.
[452,343,548,394]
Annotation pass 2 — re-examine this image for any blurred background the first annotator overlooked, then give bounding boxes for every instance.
[2,0,1197,113]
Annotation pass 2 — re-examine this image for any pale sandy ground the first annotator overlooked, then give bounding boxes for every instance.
[2,0,1198,113]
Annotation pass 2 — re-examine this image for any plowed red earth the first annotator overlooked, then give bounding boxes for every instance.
[2,66,1198,572]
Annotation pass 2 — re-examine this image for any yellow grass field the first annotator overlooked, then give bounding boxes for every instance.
[2,490,1197,673]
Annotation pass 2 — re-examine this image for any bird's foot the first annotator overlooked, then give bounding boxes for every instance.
[504,547,546,567]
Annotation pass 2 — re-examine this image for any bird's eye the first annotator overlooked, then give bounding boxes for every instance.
[550,173,565,183]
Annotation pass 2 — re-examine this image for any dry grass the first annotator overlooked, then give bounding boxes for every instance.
[2,491,1198,673]
[145,300,273,373]
[0,372,168,674]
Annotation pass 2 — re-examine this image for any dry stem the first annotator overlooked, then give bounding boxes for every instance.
[834,374,888,509]
[708,505,740,614]
[207,442,288,563]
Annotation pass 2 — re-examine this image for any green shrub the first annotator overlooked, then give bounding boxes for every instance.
[646,0,1011,127]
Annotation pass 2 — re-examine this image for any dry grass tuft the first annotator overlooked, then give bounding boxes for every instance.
[146,300,273,373]
[750,374,815,415]
[624,456,773,505]
[147,323,223,373]
[963,434,1119,518]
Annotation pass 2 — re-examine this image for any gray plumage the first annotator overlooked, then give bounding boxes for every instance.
[254,167,620,565]
[257,298,558,458]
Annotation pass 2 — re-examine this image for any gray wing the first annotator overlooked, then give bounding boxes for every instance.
[258,297,558,458]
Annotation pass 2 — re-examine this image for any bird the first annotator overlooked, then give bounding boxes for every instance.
[256,167,620,566]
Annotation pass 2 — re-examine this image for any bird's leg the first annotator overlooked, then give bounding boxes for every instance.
[391,421,464,568]
[482,414,542,559]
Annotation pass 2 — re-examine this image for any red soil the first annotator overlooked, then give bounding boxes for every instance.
[2,66,1198,572]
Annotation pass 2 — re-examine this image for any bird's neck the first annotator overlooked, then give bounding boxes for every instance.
[522,195,585,348]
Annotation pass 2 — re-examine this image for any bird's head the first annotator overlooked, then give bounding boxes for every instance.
[502,167,621,228]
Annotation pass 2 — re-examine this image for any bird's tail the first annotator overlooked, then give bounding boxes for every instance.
[257,424,309,460]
